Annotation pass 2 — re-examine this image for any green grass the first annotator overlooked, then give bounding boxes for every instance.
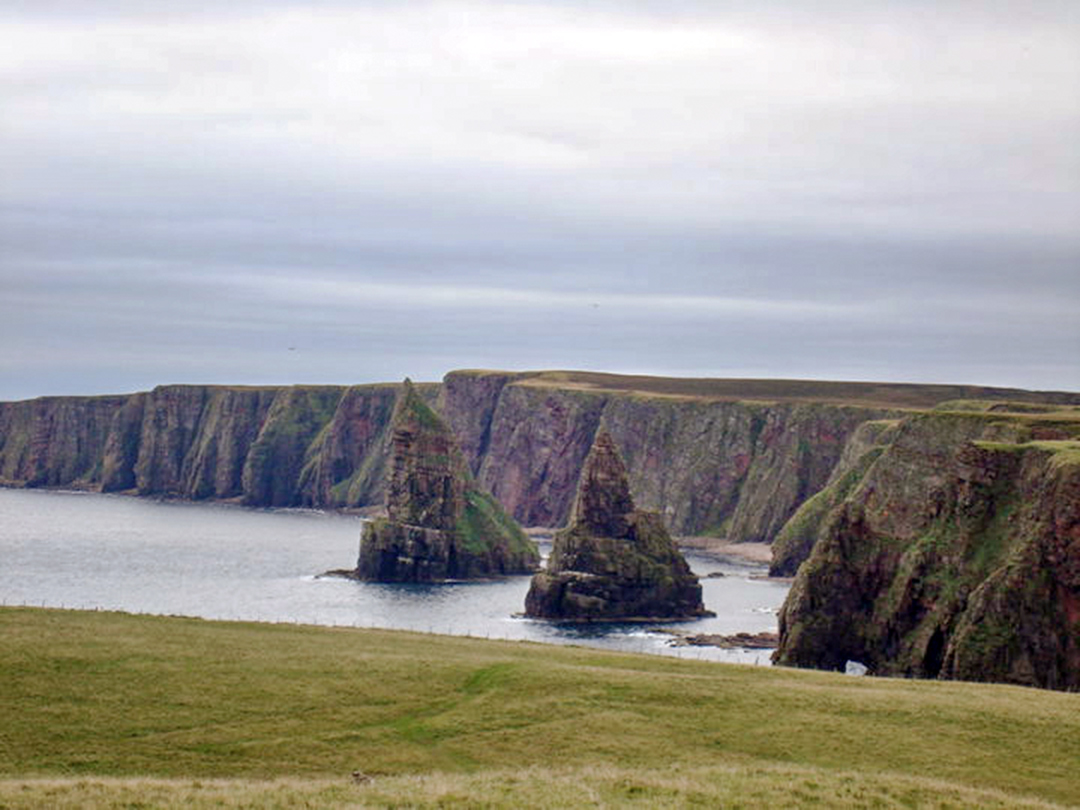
[974,439,1080,470]
[457,489,533,556]
[397,379,447,432]
[933,399,1080,416]
[1,607,1078,808]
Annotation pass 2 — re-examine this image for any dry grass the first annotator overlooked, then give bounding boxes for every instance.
[0,765,1071,809]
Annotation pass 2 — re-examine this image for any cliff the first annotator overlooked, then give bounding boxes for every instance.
[0,394,128,488]
[524,431,707,620]
[442,372,914,541]
[2,371,1078,553]
[769,419,901,576]
[773,406,1080,690]
[7,371,1080,686]
[0,382,438,509]
[355,381,538,581]
[439,371,1080,542]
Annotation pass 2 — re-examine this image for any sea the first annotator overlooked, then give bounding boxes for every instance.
[0,487,789,664]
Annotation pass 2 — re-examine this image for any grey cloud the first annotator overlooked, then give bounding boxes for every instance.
[1,1,1077,399]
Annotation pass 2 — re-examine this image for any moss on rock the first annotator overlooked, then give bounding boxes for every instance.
[355,381,538,582]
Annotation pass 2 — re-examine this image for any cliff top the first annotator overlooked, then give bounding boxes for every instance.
[911,408,1080,440]
[7,372,1078,411]
[447,369,1080,410]
[973,439,1080,470]
[4,380,442,406]
[933,400,1080,420]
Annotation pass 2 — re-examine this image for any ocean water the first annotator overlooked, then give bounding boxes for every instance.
[0,487,789,664]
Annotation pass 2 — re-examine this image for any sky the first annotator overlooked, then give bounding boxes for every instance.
[2,1,1078,401]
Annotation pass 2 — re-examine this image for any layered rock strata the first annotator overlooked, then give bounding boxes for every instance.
[2,371,1078,549]
[524,431,709,620]
[773,408,1080,691]
[355,381,538,582]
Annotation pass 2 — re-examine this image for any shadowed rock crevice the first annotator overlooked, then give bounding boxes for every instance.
[355,380,538,582]
[524,431,710,621]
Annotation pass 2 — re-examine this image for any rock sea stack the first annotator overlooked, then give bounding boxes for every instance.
[524,431,710,621]
[355,380,538,582]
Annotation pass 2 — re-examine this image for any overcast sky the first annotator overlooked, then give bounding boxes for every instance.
[2,1,1078,400]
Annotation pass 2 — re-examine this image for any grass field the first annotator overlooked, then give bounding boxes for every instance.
[2,607,1078,808]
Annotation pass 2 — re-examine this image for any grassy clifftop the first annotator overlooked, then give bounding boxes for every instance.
[1,607,1078,808]
[491,369,1080,409]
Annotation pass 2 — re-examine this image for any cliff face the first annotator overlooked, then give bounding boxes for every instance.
[438,370,516,475]
[441,372,898,542]
[0,395,128,488]
[0,382,437,509]
[769,419,901,576]
[467,381,608,528]
[355,381,538,582]
[296,384,401,508]
[2,371,1077,553]
[240,386,345,507]
[524,431,707,620]
[773,409,1080,690]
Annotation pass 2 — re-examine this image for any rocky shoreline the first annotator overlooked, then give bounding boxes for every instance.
[658,630,780,649]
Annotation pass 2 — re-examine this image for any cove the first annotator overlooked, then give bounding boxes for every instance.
[0,487,788,663]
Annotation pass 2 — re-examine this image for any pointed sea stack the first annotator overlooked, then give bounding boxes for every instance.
[524,431,709,621]
[356,380,539,582]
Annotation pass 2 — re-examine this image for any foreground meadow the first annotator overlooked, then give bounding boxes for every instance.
[1,607,1077,808]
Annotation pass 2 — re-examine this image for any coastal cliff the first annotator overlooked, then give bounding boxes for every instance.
[0,394,127,488]
[2,371,1078,549]
[440,372,918,540]
[773,406,1080,690]
[0,382,438,510]
[769,419,901,577]
[5,372,1080,688]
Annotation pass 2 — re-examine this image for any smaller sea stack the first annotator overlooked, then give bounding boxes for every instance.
[356,380,539,582]
[524,430,709,621]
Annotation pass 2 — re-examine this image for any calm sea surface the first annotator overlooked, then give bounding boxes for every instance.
[0,488,789,664]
